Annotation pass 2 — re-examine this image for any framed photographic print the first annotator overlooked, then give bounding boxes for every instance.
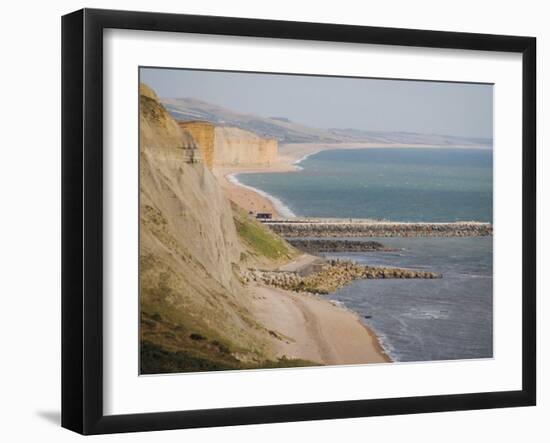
[61,8,536,435]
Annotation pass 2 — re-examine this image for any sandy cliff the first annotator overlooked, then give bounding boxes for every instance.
[140,84,280,372]
[179,120,278,169]
[214,126,278,167]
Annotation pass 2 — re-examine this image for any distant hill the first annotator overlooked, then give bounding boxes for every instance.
[162,97,492,147]
[162,97,339,143]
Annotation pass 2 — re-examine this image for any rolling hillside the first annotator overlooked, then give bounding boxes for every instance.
[162,97,492,147]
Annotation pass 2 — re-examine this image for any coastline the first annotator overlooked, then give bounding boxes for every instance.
[250,283,391,365]
[214,142,492,219]
[225,172,296,218]
[213,166,293,219]
[214,143,491,365]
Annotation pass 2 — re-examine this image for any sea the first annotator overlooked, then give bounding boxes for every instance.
[236,148,493,362]
[327,236,493,362]
[237,148,493,222]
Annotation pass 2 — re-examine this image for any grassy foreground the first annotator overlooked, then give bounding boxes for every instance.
[141,341,315,374]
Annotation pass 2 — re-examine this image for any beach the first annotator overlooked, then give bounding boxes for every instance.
[250,283,390,365]
[246,251,390,364]
[245,250,391,365]
[215,167,292,218]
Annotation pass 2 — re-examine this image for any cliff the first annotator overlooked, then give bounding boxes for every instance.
[139,84,287,373]
[214,126,278,167]
[179,120,278,170]
[176,121,215,167]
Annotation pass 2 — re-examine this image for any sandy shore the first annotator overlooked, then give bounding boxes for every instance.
[213,166,291,218]
[215,142,489,218]
[250,283,390,365]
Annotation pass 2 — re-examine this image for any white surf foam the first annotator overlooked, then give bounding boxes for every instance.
[226,173,296,218]
[292,152,316,170]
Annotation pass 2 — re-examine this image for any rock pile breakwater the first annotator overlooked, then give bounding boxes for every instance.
[264,219,492,238]
[244,259,441,295]
[287,238,395,253]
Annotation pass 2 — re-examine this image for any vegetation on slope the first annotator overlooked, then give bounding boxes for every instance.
[141,341,315,374]
[232,204,298,263]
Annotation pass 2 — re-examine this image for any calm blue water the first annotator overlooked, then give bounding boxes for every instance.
[327,236,493,362]
[237,148,493,222]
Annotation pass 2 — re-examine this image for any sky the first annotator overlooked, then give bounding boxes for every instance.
[140,67,493,139]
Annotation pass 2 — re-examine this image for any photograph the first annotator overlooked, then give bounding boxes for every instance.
[0,0,543,439]
[138,67,494,374]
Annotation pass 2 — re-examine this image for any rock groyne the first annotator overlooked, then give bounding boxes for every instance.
[287,238,395,253]
[264,219,492,238]
[244,260,441,295]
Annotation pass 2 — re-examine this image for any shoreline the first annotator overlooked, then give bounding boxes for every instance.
[250,283,391,365]
[214,142,492,219]
[225,172,296,218]
[214,166,292,219]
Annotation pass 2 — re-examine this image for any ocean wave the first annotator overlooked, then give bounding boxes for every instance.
[292,152,316,170]
[227,173,296,218]
[371,330,400,362]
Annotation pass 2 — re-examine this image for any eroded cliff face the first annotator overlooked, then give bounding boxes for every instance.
[178,120,278,170]
[214,126,278,167]
[177,121,215,167]
[139,84,274,371]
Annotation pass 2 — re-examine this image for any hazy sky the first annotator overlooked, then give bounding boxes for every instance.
[141,67,493,139]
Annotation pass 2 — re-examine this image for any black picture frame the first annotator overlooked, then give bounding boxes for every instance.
[61,8,536,435]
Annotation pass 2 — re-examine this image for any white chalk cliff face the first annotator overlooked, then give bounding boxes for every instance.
[139,83,273,365]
